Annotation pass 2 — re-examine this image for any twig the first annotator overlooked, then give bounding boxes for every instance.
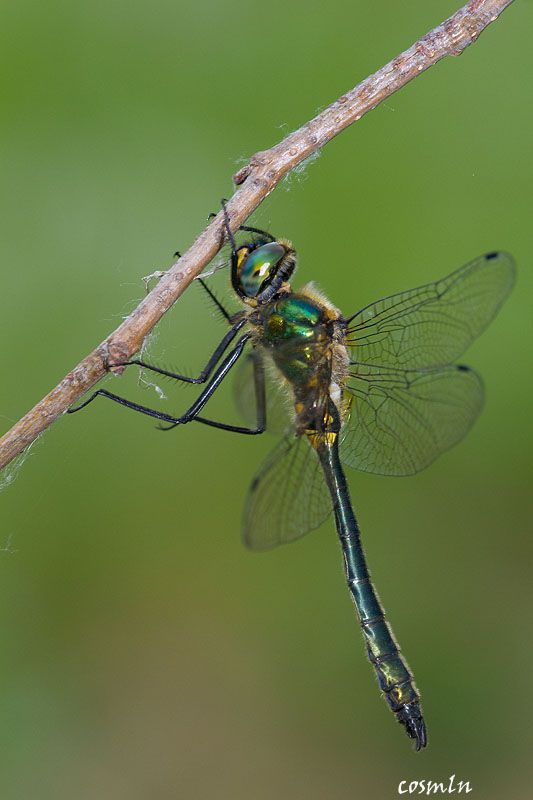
[0,0,515,472]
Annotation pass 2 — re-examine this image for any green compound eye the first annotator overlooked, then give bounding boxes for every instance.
[239,242,285,297]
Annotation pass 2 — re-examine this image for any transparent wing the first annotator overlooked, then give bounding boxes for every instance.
[243,433,332,550]
[346,252,515,368]
[233,348,294,435]
[340,364,484,476]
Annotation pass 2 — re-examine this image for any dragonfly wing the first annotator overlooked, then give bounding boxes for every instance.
[243,433,332,550]
[233,348,293,435]
[346,252,515,368]
[341,364,484,476]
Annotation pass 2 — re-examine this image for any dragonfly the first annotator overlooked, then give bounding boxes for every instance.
[68,204,515,750]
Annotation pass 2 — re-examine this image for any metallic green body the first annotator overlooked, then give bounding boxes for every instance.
[261,295,327,386]
[259,289,425,745]
[316,428,424,742]
[68,205,515,752]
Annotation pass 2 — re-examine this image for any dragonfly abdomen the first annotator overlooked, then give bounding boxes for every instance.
[316,426,427,750]
[354,582,421,712]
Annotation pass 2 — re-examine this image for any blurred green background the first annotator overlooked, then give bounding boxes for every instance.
[1,1,531,798]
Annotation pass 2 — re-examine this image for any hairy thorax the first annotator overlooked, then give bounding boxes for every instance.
[246,283,350,431]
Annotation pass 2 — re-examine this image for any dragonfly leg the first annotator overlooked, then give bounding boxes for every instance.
[191,349,266,435]
[237,224,276,242]
[197,278,232,322]
[192,417,264,435]
[68,334,253,433]
[114,318,246,385]
[67,389,182,423]
[220,199,237,263]
[208,208,276,245]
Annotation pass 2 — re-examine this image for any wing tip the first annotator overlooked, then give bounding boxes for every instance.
[483,249,517,277]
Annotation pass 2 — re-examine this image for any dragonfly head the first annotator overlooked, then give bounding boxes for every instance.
[232,238,296,305]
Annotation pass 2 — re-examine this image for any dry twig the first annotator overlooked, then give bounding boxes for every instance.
[0,0,515,472]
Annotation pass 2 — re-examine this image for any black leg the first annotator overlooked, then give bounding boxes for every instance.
[115,318,246,385]
[221,199,237,260]
[208,210,276,244]
[197,278,232,322]
[208,200,236,254]
[193,416,263,435]
[178,346,267,435]
[237,225,276,242]
[67,389,182,424]
[218,201,276,290]
[159,333,250,428]
[68,334,255,434]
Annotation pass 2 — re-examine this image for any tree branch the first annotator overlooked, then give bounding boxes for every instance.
[0,0,515,472]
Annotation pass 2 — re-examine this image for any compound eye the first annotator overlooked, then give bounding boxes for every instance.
[239,242,285,297]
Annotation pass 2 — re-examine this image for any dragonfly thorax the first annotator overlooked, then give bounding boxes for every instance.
[263,295,324,342]
[250,286,350,435]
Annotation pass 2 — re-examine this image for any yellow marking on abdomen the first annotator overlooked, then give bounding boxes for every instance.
[305,430,338,449]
